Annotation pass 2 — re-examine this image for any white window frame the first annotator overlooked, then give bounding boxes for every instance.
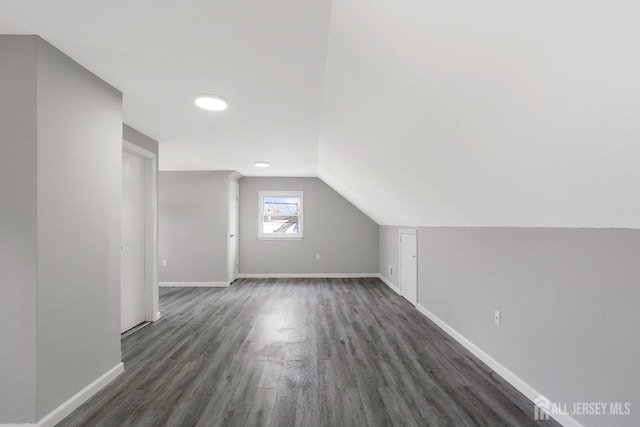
[258,190,303,240]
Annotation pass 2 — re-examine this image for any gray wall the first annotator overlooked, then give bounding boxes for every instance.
[239,177,378,275]
[36,38,123,420]
[0,35,123,423]
[159,171,232,283]
[0,35,38,423]
[380,225,640,427]
[124,124,158,157]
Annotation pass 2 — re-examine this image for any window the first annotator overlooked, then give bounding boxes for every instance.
[258,191,303,240]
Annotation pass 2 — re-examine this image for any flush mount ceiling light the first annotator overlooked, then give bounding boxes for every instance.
[194,94,228,111]
[254,161,271,168]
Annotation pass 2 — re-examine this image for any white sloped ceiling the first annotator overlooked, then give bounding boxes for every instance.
[318,0,640,227]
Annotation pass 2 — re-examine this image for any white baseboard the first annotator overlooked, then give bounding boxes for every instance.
[159,281,229,287]
[36,362,124,427]
[415,304,581,427]
[0,424,36,426]
[376,274,401,295]
[236,273,379,279]
[153,311,162,321]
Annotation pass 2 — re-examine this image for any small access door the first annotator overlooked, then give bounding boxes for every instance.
[399,229,418,306]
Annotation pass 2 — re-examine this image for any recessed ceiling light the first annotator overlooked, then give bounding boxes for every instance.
[195,95,228,111]
[254,161,271,168]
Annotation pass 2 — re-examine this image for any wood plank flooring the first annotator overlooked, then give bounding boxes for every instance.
[58,278,561,427]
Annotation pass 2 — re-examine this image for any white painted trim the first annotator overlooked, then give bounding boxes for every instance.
[257,236,303,240]
[0,424,36,426]
[228,181,239,283]
[415,304,582,427]
[122,139,159,325]
[144,154,159,323]
[159,282,230,287]
[376,274,401,295]
[122,140,154,158]
[36,362,124,427]
[154,311,162,321]
[258,190,304,240]
[237,273,379,279]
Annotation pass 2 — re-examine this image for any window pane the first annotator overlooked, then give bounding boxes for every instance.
[263,218,299,233]
[263,196,300,234]
[259,191,303,238]
[263,196,299,216]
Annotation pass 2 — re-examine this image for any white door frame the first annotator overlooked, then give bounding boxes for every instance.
[122,140,160,322]
[228,180,239,284]
[399,228,418,305]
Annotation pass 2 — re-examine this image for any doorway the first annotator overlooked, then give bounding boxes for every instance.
[121,150,145,332]
[399,229,418,306]
[121,141,159,334]
[228,181,239,283]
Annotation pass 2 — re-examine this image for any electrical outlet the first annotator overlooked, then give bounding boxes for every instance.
[315,253,320,260]
[494,310,501,326]
[162,259,168,267]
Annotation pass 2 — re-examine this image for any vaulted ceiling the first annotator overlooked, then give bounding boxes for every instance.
[2,0,640,227]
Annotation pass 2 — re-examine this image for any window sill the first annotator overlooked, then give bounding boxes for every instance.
[258,236,303,241]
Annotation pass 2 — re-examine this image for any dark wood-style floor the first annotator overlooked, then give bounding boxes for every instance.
[59,278,560,427]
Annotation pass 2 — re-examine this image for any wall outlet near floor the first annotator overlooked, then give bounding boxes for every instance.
[162,259,168,267]
[494,310,501,326]
[315,253,320,260]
